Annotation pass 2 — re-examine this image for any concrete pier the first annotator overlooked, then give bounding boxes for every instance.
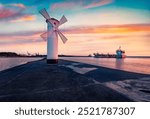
[0,59,148,102]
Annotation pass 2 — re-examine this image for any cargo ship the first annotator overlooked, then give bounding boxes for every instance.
[93,46,126,58]
[116,46,126,58]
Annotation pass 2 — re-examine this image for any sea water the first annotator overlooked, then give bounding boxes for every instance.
[0,57,43,72]
[61,57,150,74]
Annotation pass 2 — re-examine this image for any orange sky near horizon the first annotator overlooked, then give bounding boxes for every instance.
[0,28,149,56]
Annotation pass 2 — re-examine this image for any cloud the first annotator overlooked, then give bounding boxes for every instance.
[0,3,35,22]
[84,0,113,9]
[0,30,43,45]
[0,23,149,45]
[10,15,36,22]
[9,3,26,9]
[51,0,114,11]
[0,30,42,37]
[62,24,150,34]
[51,2,79,10]
[0,7,17,19]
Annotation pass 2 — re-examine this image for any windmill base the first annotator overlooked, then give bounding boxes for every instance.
[47,59,58,64]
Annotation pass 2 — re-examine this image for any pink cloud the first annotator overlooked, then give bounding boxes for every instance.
[0,31,43,45]
[84,0,113,9]
[51,2,77,10]
[0,4,24,20]
[0,3,35,22]
[0,8,17,19]
[51,0,113,11]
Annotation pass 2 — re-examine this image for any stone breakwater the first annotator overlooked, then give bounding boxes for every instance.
[1,59,147,102]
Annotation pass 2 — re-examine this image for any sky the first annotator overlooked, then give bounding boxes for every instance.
[0,0,150,56]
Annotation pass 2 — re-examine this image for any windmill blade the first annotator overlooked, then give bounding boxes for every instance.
[39,8,50,20]
[40,30,53,41]
[57,30,68,44]
[40,32,47,41]
[59,15,67,26]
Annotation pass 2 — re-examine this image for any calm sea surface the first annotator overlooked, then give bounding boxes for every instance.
[0,57,150,74]
[61,57,150,74]
[0,57,43,72]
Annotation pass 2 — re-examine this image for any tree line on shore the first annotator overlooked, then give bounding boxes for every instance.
[0,52,91,57]
[0,52,45,57]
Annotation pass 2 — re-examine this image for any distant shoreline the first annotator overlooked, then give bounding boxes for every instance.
[0,56,150,58]
[0,52,150,58]
[127,56,150,58]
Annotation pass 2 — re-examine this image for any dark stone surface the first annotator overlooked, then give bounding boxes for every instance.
[84,67,149,83]
[0,59,137,102]
[47,59,58,64]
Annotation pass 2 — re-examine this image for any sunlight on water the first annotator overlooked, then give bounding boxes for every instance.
[0,57,42,71]
[61,57,150,74]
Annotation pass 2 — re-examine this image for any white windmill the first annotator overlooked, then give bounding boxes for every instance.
[39,8,68,64]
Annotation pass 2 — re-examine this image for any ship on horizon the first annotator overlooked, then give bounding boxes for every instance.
[93,46,126,58]
[116,46,126,58]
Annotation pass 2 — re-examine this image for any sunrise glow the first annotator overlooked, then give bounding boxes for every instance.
[0,0,150,56]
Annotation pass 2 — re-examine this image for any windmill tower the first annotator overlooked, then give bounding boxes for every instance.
[39,8,68,64]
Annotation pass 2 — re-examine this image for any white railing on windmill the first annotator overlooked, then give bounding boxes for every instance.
[39,8,68,64]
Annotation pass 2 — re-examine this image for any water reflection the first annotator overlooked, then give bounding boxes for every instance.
[115,59,124,69]
[61,57,150,74]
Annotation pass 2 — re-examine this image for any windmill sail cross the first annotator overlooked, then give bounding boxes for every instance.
[39,8,68,64]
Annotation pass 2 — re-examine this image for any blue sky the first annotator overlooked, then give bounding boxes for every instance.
[0,0,150,56]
